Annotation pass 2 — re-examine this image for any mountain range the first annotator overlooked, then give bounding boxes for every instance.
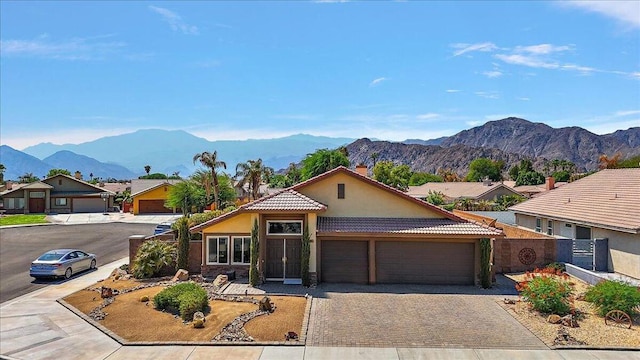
[2,118,638,181]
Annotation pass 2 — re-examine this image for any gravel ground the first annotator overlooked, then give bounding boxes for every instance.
[502,273,640,349]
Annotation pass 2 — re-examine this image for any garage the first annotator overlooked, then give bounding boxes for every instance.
[72,198,106,213]
[321,240,368,283]
[138,200,173,214]
[376,241,475,285]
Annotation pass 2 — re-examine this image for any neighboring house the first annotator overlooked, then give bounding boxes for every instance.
[503,178,566,198]
[234,182,281,203]
[510,169,640,280]
[130,179,182,215]
[407,180,522,203]
[0,174,114,214]
[191,166,503,285]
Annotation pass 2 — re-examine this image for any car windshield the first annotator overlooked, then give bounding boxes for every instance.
[37,252,66,261]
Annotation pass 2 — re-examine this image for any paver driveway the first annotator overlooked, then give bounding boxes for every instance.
[301,281,548,349]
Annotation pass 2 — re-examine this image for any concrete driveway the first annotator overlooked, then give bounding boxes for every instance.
[261,280,547,349]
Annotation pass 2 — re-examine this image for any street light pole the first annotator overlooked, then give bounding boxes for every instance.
[101,193,109,215]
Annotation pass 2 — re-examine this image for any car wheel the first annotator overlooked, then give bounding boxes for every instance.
[64,268,72,279]
[90,259,97,269]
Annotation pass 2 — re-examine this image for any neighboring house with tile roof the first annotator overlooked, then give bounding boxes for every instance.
[407,181,522,203]
[130,179,182,215]
[510,168,640,279]
[0,174,114,214]
[191,166,503,285]
[503,178,566,198]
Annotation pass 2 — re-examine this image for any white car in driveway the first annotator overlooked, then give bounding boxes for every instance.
[30,249,97,279]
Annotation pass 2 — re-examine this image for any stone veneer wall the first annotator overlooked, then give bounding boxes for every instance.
[493,238,556,273]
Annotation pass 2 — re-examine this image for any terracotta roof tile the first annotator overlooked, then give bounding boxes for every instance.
[407,182,520,200]
[510,169,640,233]
[317,216,502,236]
[243,189,327,211]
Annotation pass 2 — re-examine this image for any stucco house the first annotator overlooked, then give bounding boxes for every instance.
[0,174,114,214]
[130,179,182,215]
[191,166,503,285]
[407,180,522,203]
[510,168,640,280]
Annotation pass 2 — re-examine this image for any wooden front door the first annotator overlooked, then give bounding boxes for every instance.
[266,238,302,279]
[29,198,45,213]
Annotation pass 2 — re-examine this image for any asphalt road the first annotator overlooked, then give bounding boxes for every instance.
[0,223,155,303]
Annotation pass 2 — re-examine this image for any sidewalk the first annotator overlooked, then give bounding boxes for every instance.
[46,212,182,225]
[2,259,638,360]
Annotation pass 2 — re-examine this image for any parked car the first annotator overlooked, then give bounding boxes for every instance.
[30,249,97,280]
[154,221,175,235]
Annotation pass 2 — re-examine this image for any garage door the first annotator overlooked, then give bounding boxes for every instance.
[321,240,368,284]
[139,200,173,214]
[73,198,105,213]
[376,241,474,285]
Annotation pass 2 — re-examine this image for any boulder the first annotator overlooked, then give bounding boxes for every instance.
[547,314,562,324]
[561,314,579,328]
[139,295,149,302]
[213,274,229,287]
[259,296,273,312]
[172,269,189,282]
[285,331,298,340]
[193,311,206,328]
[100,286,114,298]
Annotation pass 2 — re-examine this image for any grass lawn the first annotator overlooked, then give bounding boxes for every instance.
[0,214,48,226]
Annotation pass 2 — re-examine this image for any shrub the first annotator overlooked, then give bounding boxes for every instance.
[516,269,573,315]
[584,280,640,317]
[479,238,491,289]
[176,217,190,271]
[154,282,208,320]
[132,239,176,279]
[545,262,566,272]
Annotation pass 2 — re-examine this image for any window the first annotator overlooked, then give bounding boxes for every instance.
[535,218,542,232]
[58,180,62,185]
[6,198,24,209]
[232,237,251,264]
[206,236,229,264]
[267,221,302,235]
[337,183,345,199]
[55,198,67,206]
[29,191,45,198]
[547,220,553,235]
[576,226,592,240]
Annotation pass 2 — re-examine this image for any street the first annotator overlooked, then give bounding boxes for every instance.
[0,223,155,303]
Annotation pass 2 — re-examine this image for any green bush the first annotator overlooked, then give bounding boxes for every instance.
[154,282,208,320]
[132,239,176,279]
[545,262,566,272]
[516,271,573,315]
[584,280,640,317]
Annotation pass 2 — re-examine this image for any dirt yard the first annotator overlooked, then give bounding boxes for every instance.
[503,273,640,348]
[62,277,308,343]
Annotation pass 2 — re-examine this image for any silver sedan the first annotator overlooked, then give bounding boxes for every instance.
[30,249,97,279]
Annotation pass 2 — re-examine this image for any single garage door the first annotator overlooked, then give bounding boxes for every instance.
[376,241,474,285]
[73,198,105,213]
[321,240,368,283]
[139,200,173,213]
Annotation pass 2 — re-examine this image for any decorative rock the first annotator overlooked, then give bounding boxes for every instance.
[285,331,298,341]
[547,314,562,324]
[140,295,149,302]
[100,286,114,298]
[213,274,228,287]
[192,312,206,329]
[259,296,273,312]
[503,298,516,305]
[561,314,579,328]
[172,269,189,282]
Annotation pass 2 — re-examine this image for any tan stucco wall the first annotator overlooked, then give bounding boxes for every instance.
[201,212,256,234]
[592,228,640,279]
[298,172,446,218]
[308,212,317,273]
[133,185,172,215]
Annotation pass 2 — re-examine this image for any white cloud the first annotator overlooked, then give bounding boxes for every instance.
[475,91,500,99]
[148,6,198,35]
[583,119,640,134]
[558,1,640,29]
[0,36,125,60]
[615,110,640,117]
[483,70,503,78]
[514,44,574,54]
[369,77,388,87]
[466,121,483,127]
[494,54,559,69]
[450,42,498,57]
[517,97,530,101]
[445,89,461,93]
[416,113,440,120]
[630,72,640,80]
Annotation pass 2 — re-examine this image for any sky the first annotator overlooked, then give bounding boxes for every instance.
[1,1,639,150]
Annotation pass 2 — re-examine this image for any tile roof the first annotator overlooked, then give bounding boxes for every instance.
[130,179,182,196]
[317,216,503,236]
[510,169,640,233]
[244,189,327,211]
[406,182,520,200]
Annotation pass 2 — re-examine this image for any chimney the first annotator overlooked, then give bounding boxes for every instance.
[74,171,82,180]
[545,176,555,191]
[6,181,12,190]
[355,164,368,177]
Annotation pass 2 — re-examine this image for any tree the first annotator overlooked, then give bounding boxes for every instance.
[139,173,168,179]
[193,150,227,209]
[370,152,380,167]
[249,219,260,286]
[551,170,571,182]
[465,158,502,182]
[144,165,151,175]
[300,148,349,180]
[269,174,288,188]
[599,153,622,169]
[425,190,445,206]
[409,172,443,186]
[301,224,311,287]
[191,169,213,206]
[437,168,462,182]
[285,162,301,186]
[516,171,545,186]
[0,163,5,183]
[372,161,412,191]
[216,174,237,209]
[165,181,204,215]
[619,155,640,168]
[46,168,71,178]
[18,172,39,183]
[235,158,274,201]
[175,217,190,271]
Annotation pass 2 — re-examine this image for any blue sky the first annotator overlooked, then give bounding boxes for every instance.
[1,1,639,150]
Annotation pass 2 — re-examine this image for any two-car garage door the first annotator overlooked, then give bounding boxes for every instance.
[138,200,174,214]
[321,240,475,285]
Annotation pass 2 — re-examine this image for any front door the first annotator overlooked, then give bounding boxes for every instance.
[29,198,45,213]
[266,238,302,280]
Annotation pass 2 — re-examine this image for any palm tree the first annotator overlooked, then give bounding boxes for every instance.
[370,152,379,167]
[193,150,227,208]
[191,169,213,205]
[144,165,151,175]
[235,159,274,201]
